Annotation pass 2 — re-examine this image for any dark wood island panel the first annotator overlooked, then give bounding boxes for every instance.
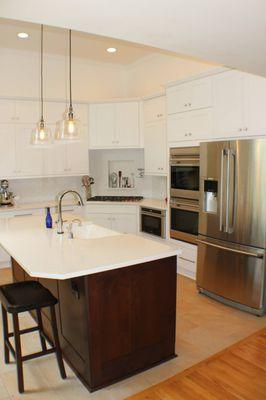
[11,256,177,392]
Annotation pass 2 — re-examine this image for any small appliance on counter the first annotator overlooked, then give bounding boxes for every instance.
[0,180,14,207]
[82,176,94,200]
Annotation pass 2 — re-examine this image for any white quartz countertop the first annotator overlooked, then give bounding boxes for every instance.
[0,215,179,280]
[0,198,168,213]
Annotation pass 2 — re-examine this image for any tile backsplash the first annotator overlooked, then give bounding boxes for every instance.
[6,149,167,204]
[8,176,84,204]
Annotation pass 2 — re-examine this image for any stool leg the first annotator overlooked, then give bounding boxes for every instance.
[36,309,47,351]
[1,305,10,364]
[12,314,24,393]
[50,306,66,379]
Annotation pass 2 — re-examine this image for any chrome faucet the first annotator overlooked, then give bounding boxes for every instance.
[56,190,84,234]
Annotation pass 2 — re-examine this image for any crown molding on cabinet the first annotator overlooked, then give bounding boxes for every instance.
[164,67,231,89]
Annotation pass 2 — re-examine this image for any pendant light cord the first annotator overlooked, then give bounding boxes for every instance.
[69,29,73,112]
[40,24,44,123]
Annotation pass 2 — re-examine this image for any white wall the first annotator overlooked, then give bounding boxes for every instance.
[0,48,127,101]
[89,149,167,199]
[126,53,216,97]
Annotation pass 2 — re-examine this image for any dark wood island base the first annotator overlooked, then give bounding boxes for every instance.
[12,256,177,392]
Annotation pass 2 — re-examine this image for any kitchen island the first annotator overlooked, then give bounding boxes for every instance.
[0,215,179,392]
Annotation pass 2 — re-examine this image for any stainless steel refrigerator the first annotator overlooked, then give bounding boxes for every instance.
[197,139,266,315]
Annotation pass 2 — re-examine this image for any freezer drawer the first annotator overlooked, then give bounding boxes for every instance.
[196,236,265,311]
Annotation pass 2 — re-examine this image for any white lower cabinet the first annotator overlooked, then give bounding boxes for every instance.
[171,239,197,279]
[83,204,138,234]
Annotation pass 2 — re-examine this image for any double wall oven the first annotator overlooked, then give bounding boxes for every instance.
[170,147,200,244]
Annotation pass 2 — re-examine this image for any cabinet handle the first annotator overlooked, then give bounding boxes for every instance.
[244,127,248,131]
[189,133,192,136]
[188,103,191,106]
[185,133,188,137]
[184,104,187,107]
[71,280,80,300]
[238,128,242,132]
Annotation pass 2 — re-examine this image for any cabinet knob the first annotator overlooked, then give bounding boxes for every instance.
[185,133,188,137]
[188,103,191,107]
[244,127,248,131]
[189,133,192,136]
[184,104,187,107]
[239,128,242,132]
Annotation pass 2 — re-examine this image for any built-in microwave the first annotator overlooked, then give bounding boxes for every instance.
[170,147,200,200]
[170,198,199,244]
[140,207,166,238]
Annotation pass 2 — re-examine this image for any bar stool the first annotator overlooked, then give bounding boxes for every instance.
[0,280,66,393]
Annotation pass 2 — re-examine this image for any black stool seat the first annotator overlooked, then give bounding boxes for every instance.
[0,279,66,393]
[0,280,57,313]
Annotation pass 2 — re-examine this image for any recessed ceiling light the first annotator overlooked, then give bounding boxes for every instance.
[106,47,117,53]
[17,32,29,39]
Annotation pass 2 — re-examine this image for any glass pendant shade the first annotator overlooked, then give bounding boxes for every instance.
[30,119,52,146]
[55,109,81,141]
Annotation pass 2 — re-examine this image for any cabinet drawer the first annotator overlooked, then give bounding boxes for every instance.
[178,257,196,274]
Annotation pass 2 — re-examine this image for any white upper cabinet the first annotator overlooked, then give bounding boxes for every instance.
[144,120,167,175]
[143,95,167,175]
[0,100,16,123]
[212,70,244,138]
[243,73,266,136]
[0,99,89,179]
[0,125,16,178]
[115,102,140,147]
[167,77,212,115]
[168,108,212,143]
[89,103,115,148]
[15,101,39,124]
[89,101,140,149]
[15,124,44,176]
[143,96,165,123]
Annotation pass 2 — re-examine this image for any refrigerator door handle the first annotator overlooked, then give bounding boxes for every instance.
[219,149,227,232]
[197,239,264,258]
[228,149,236,233]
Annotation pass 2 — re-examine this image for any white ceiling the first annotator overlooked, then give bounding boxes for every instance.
[0,19,156,65]
[1,0,266,75]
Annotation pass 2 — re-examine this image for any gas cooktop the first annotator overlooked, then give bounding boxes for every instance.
[87,196,143,202]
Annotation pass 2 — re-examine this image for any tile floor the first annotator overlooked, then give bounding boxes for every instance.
[0,268,265,400]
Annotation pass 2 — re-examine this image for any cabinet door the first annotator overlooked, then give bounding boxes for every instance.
[89,104,115,148]
[115,102,140,147]
[213,71,244,138]
[15,101,39,124]
[167,112,188,142]
[144,120,167,175]
[244,73,266,136]
[112,214,137,234]
[65,126,89,174]
[0,124,16,178]
[86,213,112,229]
[44,101,66,124]
[143,96,165,123]
[167,84,190,114]
[0,100,15,123]
[15,124,44,176]
[42,124,67,175]
[188,77,212,111]
[73,103,89,125]
[187,109,212,140]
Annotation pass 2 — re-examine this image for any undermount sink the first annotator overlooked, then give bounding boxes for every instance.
[72,223,120,240]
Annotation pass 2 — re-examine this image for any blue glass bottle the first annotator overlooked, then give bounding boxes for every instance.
[45,207,53,229]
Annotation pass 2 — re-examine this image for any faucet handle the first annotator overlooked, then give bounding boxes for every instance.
[66,222,74,239]
[71,218,82,226]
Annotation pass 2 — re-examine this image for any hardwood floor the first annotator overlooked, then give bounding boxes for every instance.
[0,267,265,399]
[126,328,266,400]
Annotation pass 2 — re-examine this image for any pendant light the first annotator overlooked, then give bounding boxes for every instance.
[30,25,52,146]
[55,30,81,141]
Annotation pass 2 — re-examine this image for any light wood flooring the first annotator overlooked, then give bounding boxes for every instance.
[126,328,266,400]
[0,268,265,400]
